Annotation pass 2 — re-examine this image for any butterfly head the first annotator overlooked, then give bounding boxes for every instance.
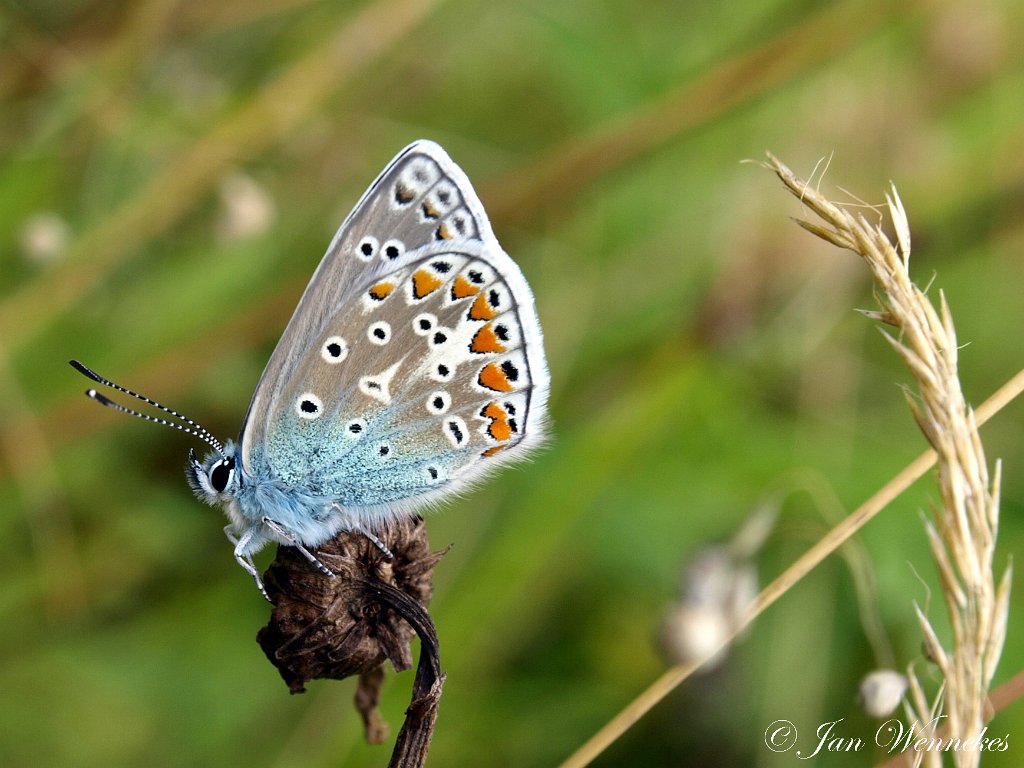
[187,445,241,505]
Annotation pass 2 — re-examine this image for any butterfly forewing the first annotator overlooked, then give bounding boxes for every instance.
[241,142,548,519]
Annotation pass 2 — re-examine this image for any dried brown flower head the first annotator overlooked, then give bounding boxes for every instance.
[257,516,448,763]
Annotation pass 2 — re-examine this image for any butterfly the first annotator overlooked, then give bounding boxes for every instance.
[72,140,550,600]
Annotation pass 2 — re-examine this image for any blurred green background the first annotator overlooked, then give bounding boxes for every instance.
[3,0,1024,766]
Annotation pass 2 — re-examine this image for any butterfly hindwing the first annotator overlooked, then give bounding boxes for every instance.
[240,142,549,521]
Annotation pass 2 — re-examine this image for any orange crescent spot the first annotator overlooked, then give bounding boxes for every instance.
[436,223,452,240]
[478,362,513,392]
[481,401,512,441]
[451,274,480,299]
[488,418,512,442]
[395,183,415,204]
[412,269,443,299]
[422,199,441,220]
[368,281,395,301]
[481,401,506,420]
[482,445,506,457]
[468,292,499,321]
[470,323,507,354]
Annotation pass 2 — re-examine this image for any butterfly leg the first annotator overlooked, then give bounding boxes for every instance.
[224,525,271,603]
[331,503,394,559]
[261,516,335,577]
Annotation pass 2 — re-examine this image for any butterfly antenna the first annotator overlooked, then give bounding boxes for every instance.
[70,360,224,454]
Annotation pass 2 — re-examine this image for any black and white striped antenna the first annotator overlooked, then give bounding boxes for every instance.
[70,360,224,454]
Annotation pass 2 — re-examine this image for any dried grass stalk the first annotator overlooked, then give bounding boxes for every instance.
[768,154,1011,767]
[558,156,1024,768]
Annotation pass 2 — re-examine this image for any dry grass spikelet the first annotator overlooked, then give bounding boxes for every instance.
[767,154,1011,767]
[558,155,1023,768]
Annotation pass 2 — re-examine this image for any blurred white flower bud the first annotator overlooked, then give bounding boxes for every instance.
[660,503,774,668]
[660,603,730,668]
[857,669,908,717]
[20,211,70,264]
[217,173,275,241]
[684,548,758,617]
[662,549,758,668]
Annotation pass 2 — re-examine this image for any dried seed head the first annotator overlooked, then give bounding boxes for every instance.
[257,516,447,694]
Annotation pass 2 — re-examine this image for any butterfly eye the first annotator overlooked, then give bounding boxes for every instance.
[210,457,235,493]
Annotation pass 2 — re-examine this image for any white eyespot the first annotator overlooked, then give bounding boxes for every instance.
[356,236,379,261]
[495,392,528,421]
[484,283,511,314]
[429,326,452,347]
[424,465,442,483]
[399,158,440,197]
[296,393,323,420]
[492,322,518,348]
[421,181,459,220]
[460,261,495,289]
[345,419,366,438]
[430,361,455,382]
[381,239,405,261]
[367,321,391,345]
[359,375,390,404]
[359,360,401,405]
[429,259,454,276]
[426,391,451,415]
[321,335,348,363]
[444,416,468,447]
[413,313,437,336]
[444,210,472,239]
[376,442,392,459]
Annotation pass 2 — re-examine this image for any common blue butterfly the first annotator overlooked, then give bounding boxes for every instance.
[72,140,550,599]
